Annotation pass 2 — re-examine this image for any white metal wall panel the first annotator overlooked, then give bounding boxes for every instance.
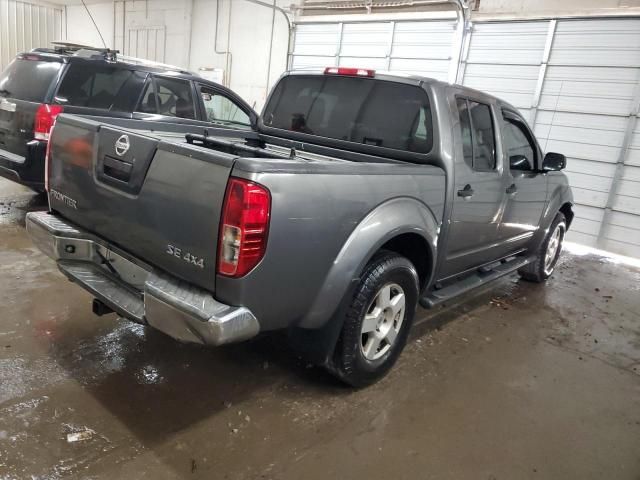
[388,21,454,80]
[0,0,63,70]
[292,20,455,81]
[125,26,166,63]
[541,19,640,256]
[462,21,549,119]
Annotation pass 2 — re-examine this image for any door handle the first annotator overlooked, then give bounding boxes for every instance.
[457,184,474,198]
[506,184,518,195]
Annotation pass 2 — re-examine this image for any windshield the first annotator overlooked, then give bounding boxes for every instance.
[262,75,433,154]
[0,58,61,102]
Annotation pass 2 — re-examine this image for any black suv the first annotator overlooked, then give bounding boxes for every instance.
[0,45,257,191]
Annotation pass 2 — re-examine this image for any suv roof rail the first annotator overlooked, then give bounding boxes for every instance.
[116,54,192,74]
[49,41,191,74]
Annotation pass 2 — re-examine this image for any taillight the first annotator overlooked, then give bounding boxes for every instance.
[34,104,63,141]
[324,67,375,77]
[218,178,271,277]
[44,120,56,192]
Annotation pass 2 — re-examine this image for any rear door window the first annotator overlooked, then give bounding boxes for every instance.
[0,58,61,102]
[468,101,496,171]
[455,97,496,171]
[456,98,473,168]
[57,63,136,110]
[136,76,196,119]
[263,75,433,154]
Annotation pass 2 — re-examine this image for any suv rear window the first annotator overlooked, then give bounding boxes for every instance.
[0,58,61,102]
[263,75,433,154]
[57,63,136,110]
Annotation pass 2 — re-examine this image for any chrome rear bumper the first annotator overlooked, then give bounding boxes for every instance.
[26,211,259,346]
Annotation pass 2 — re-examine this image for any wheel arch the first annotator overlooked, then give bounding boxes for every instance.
[559,202,574,229]
[288,197,439,366]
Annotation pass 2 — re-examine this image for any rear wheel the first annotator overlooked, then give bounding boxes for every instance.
[328,251,419,387]
[518,213,566,283]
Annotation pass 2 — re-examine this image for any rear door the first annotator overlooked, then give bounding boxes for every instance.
[0,56,62,159]
[439,92,508,279]
[496,108,549,254]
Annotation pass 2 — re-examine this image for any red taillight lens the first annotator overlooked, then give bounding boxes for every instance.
[34,104,63,141]
[218,178,271,277]
[324,67,375,77]
[44,120,56,192]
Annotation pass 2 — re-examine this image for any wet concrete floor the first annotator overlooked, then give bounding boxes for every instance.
[1,178,639,479]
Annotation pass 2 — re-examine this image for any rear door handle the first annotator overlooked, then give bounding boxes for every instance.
[457,184,474,198]
[506,184,518,195]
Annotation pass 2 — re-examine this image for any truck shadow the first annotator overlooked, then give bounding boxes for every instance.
[45,273,530,437]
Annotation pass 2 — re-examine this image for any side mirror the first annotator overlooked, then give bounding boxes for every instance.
[510,154,532,171]
[543,152,566,171]
[249,111,259,130]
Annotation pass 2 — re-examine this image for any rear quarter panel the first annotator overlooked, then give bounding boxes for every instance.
[215,159,446,331]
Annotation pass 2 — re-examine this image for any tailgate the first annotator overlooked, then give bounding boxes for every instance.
[0,98,39,160]
[47,114,236,292]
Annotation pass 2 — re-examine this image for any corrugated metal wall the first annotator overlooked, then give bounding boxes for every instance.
[292,17,640,258]
[291,20,456,81]
[0,0,63,70]
[460,18,640,258]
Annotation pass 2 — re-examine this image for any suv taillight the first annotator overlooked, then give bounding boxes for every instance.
[218,178,271,277]
[34,104,63,141]
[44,121,56,192]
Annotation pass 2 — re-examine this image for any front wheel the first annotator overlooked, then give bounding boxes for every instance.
[518,213,566,282]
[328,251,419,387]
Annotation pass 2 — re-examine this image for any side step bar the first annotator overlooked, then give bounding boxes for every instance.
[420,255,535,309]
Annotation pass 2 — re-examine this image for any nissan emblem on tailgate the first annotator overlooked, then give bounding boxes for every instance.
[115,134,130,156]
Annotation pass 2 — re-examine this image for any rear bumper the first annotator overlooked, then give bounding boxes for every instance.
[0,141,46,191]
[26,211,260,346]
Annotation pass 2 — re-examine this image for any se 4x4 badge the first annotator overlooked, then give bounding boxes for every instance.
[166,244,205,269]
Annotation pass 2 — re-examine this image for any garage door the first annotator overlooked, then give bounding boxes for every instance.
[461,18,640,257]
[292,16,640,258]
[0,0,63,70]
[291,20,456,82]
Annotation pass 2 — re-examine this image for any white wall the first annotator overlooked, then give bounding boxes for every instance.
[189,0,294,109]
[65,1,114,48]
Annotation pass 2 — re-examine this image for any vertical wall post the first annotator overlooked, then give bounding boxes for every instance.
[386,21,395,70]
[334,22,343,66]
[597,83,640,247]
[529,19,556,128]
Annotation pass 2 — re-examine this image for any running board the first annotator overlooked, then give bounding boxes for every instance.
[420,255,535,309]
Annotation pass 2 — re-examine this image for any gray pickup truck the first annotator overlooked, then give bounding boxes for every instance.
[26,68,573,386]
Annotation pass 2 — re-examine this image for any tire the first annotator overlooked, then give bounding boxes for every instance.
[518,213,566,283]
[328,250,419,388]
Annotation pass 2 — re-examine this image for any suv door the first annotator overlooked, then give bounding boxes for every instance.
[196,83,253,130]
[440,93,508,279]
[497,108,549,255]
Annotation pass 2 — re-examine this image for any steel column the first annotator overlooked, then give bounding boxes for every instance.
[529,19,557,128]
[597,83,640,246]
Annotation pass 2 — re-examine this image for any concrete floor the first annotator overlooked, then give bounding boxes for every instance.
[1,177,639,480]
